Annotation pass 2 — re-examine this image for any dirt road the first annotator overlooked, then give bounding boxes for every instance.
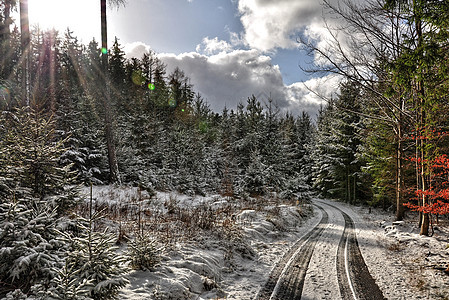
[256,199,386,300]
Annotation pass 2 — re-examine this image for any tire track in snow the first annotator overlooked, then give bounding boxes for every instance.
[255,205,328,300]
[324,202,386,300]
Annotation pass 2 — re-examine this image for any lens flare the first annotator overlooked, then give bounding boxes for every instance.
[168,99,177,107]
[199,121,209,133]
[148,83,155,90]
[0,86,10,101]
[131,70,145,86]
[101,47,108,54]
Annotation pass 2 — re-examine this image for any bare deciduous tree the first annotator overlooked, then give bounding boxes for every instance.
[299,0,416,220]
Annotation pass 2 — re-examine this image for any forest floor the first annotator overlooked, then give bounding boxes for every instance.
[350,201,449,300]
[82,186,449,299]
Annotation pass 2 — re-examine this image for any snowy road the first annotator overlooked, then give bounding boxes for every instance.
[256,199,386,300]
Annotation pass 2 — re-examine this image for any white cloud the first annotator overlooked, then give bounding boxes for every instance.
[124,41,152,59]
[195,37,232,55]
[237,0,323,51]
[124,41,333,118]
[286,74,340,113]
[119,1,355,118]
[159,48,327,116]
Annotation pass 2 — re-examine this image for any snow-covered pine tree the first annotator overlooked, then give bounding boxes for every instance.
[231,102,249,194]
[296,111,314,186]
[219,106,238,196]
[0,196,66,297]
[311,82,366,203]
[53,209,129,300]
[54,31,110,186]
[0,107,77,297]
[127,232,161,271]
[329,82,364,203]
[1,106,78,213]
[243,148,267,197]
[311,104,338,198]
[260,98,285,193]
[279,112,313,201]
[239,96,265,196]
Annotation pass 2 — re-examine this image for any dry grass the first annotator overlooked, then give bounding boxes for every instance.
[386,241,404,252]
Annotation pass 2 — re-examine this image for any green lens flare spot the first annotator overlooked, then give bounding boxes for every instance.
[148,83,155,90]
[199,121,209,133]
[168,99,177,107]
[131,71,145,86]
[101,47,108,54]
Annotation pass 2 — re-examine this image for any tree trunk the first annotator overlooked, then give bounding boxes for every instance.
[100,0,121,184]
[347,172,350,203]
[419,104,429,235]
[395,107,405,221]
[1,0,12,78]
[416,123,423,228]
[413,1,429,236]
[49,32,56,112]
[20,0,30,106]
[353,173,356,204]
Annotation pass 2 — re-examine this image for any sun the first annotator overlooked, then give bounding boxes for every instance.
[27,0,100,42]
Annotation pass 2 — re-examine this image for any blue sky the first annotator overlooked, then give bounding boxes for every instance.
[109,0,308,84]
[25,0,341,116]
[111,0,242,54]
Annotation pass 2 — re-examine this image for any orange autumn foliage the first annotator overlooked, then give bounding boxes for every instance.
[404,155,449,215]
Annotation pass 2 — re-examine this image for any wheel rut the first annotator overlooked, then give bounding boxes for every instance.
[256,200,386,300]
[326,202,386,300]
[255,205,328,300]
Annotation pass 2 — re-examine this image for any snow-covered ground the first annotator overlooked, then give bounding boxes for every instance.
[81,186,449,299]
[337,200,449,300]
[117,197,317,299]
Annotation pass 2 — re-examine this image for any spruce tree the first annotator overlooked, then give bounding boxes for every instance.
[54,211,129,300]
[0,107,78,297]
[261,98,284,193]
[311,103,339,198]
[311,82,367,203]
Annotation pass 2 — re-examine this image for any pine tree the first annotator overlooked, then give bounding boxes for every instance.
[311,104,337,198]
[312,82,367,203]
[168,67,194,114]
[219,106,238,196]
[0,195,63,296]
[331,82,364,203]
[260,98,285,193]
[0,0,15,80]
[54,211,129,300]
[243,148,267,197]
[0,107,78,297]
[280,112,313,200]
[296,112,314,185]
[109,38,126,87]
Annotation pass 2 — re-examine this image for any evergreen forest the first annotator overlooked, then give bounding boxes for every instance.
[1,0,449,298]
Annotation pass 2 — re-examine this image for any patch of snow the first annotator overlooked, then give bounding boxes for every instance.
[326,199,449,299]
[90,186,449,299]
[118,191,316,299]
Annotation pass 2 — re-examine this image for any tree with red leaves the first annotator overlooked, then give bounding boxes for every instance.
[405,153,449,273]
[405,154,449,216]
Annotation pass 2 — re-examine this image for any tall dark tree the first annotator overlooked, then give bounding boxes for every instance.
[261,98,284,192]
[19,0,30,106]
[99,0,126,184]
[0,0,16,79]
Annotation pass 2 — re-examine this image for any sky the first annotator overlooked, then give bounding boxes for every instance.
[23,0,342,117]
